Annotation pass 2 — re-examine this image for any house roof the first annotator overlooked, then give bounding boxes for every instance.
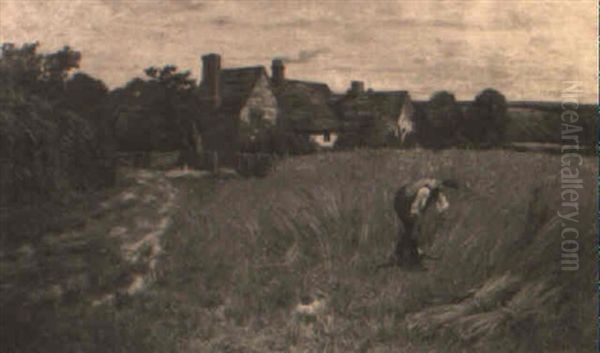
[199,66,267,115]
[220,66,266,114]
[335,90,409,121]
[273,79,340,132]
[368,91,410,119]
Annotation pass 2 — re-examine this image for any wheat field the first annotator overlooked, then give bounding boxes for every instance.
[155,148,595,353]
[13,148,593,353]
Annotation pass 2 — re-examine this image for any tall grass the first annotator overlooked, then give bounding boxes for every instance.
[9,149,593,352]
[169,148,595,352]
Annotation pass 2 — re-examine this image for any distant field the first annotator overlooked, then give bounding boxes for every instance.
[4,149,595,353]
[415,100,596,149]
[505,104,596,148]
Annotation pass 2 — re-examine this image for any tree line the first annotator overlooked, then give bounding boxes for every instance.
[0,43,218,206]
[415,89,509,149]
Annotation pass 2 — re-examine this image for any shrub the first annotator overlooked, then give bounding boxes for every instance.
[110,66,202,167]
[463,89,508,146]
[417,91,464,149]
[0,43,116,207]
[240,125,317,156]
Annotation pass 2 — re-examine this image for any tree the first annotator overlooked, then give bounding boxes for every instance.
[144,65,195,93]
[63,72,108,115]
[464,88,508,146]
[111,66,201,166]
[0,42,80,100]
[0,42,114,206]
[418,91,463,148]
[145,65,201,166]
[41,45,81,87]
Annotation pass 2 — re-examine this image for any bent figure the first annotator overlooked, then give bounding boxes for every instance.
[393,178,458,268]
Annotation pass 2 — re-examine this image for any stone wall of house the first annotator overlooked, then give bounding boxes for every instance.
[240,74,278,125]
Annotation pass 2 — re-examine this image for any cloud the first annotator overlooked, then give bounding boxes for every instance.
[277,48,330,64]
[263,18,338,30]
[528,35,550,48]
[209,16,234,27]
[492,9,536,30]
[327,66,354,73]
[430,19,470,29]
[380,10,540,32]
[101,0,206,18]
[266,18,311,28]
[173,0,206,12]
[380,18,471,30]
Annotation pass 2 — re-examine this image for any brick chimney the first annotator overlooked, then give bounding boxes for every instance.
[271,58,285,85]
[201,53,221,107]
[350,81,364,94]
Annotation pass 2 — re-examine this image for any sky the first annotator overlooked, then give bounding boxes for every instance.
[0,0,597,102]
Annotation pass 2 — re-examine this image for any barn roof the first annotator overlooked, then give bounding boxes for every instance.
[273,79,340,132]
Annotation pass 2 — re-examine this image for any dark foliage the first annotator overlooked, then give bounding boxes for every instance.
[235,125,316,176]
[241,125,317,156]
[109,66,201,167]
[463,88,508,146]
[63,72,109,116]
[416,91,464,149]
[0,43,118,352]
[0,42,116,207]
[335,117,400,149]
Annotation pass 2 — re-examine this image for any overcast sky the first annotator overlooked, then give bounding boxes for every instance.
[1,0,597,102]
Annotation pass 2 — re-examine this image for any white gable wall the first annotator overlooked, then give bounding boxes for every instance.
[240,74,278,125]
[397,97,416,143]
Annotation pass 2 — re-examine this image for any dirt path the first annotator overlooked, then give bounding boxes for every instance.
[1,168,182,309]
[90,169,179,305]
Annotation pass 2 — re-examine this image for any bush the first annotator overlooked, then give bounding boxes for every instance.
[110,66,202,168]
[240,125,317,156]
[0,94,115,206]
[335,118,399,149]
[463,89,508,146]
[417,91,464,149]
[0,42,116,207]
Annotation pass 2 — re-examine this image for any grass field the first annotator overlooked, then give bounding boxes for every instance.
[141,148,595,352]
[3,148,596,352]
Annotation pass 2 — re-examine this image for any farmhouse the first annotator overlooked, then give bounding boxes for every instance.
[270,59,340,148]
[334,82,417,146]
[198,53,278,165]
[198,52,417,162]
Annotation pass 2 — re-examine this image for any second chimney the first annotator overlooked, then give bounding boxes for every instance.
[202,53,221,107]
[271,58,285,85]
[350,81,365,94]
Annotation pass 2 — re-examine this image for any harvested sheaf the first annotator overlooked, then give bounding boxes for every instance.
[405,274,560,341]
